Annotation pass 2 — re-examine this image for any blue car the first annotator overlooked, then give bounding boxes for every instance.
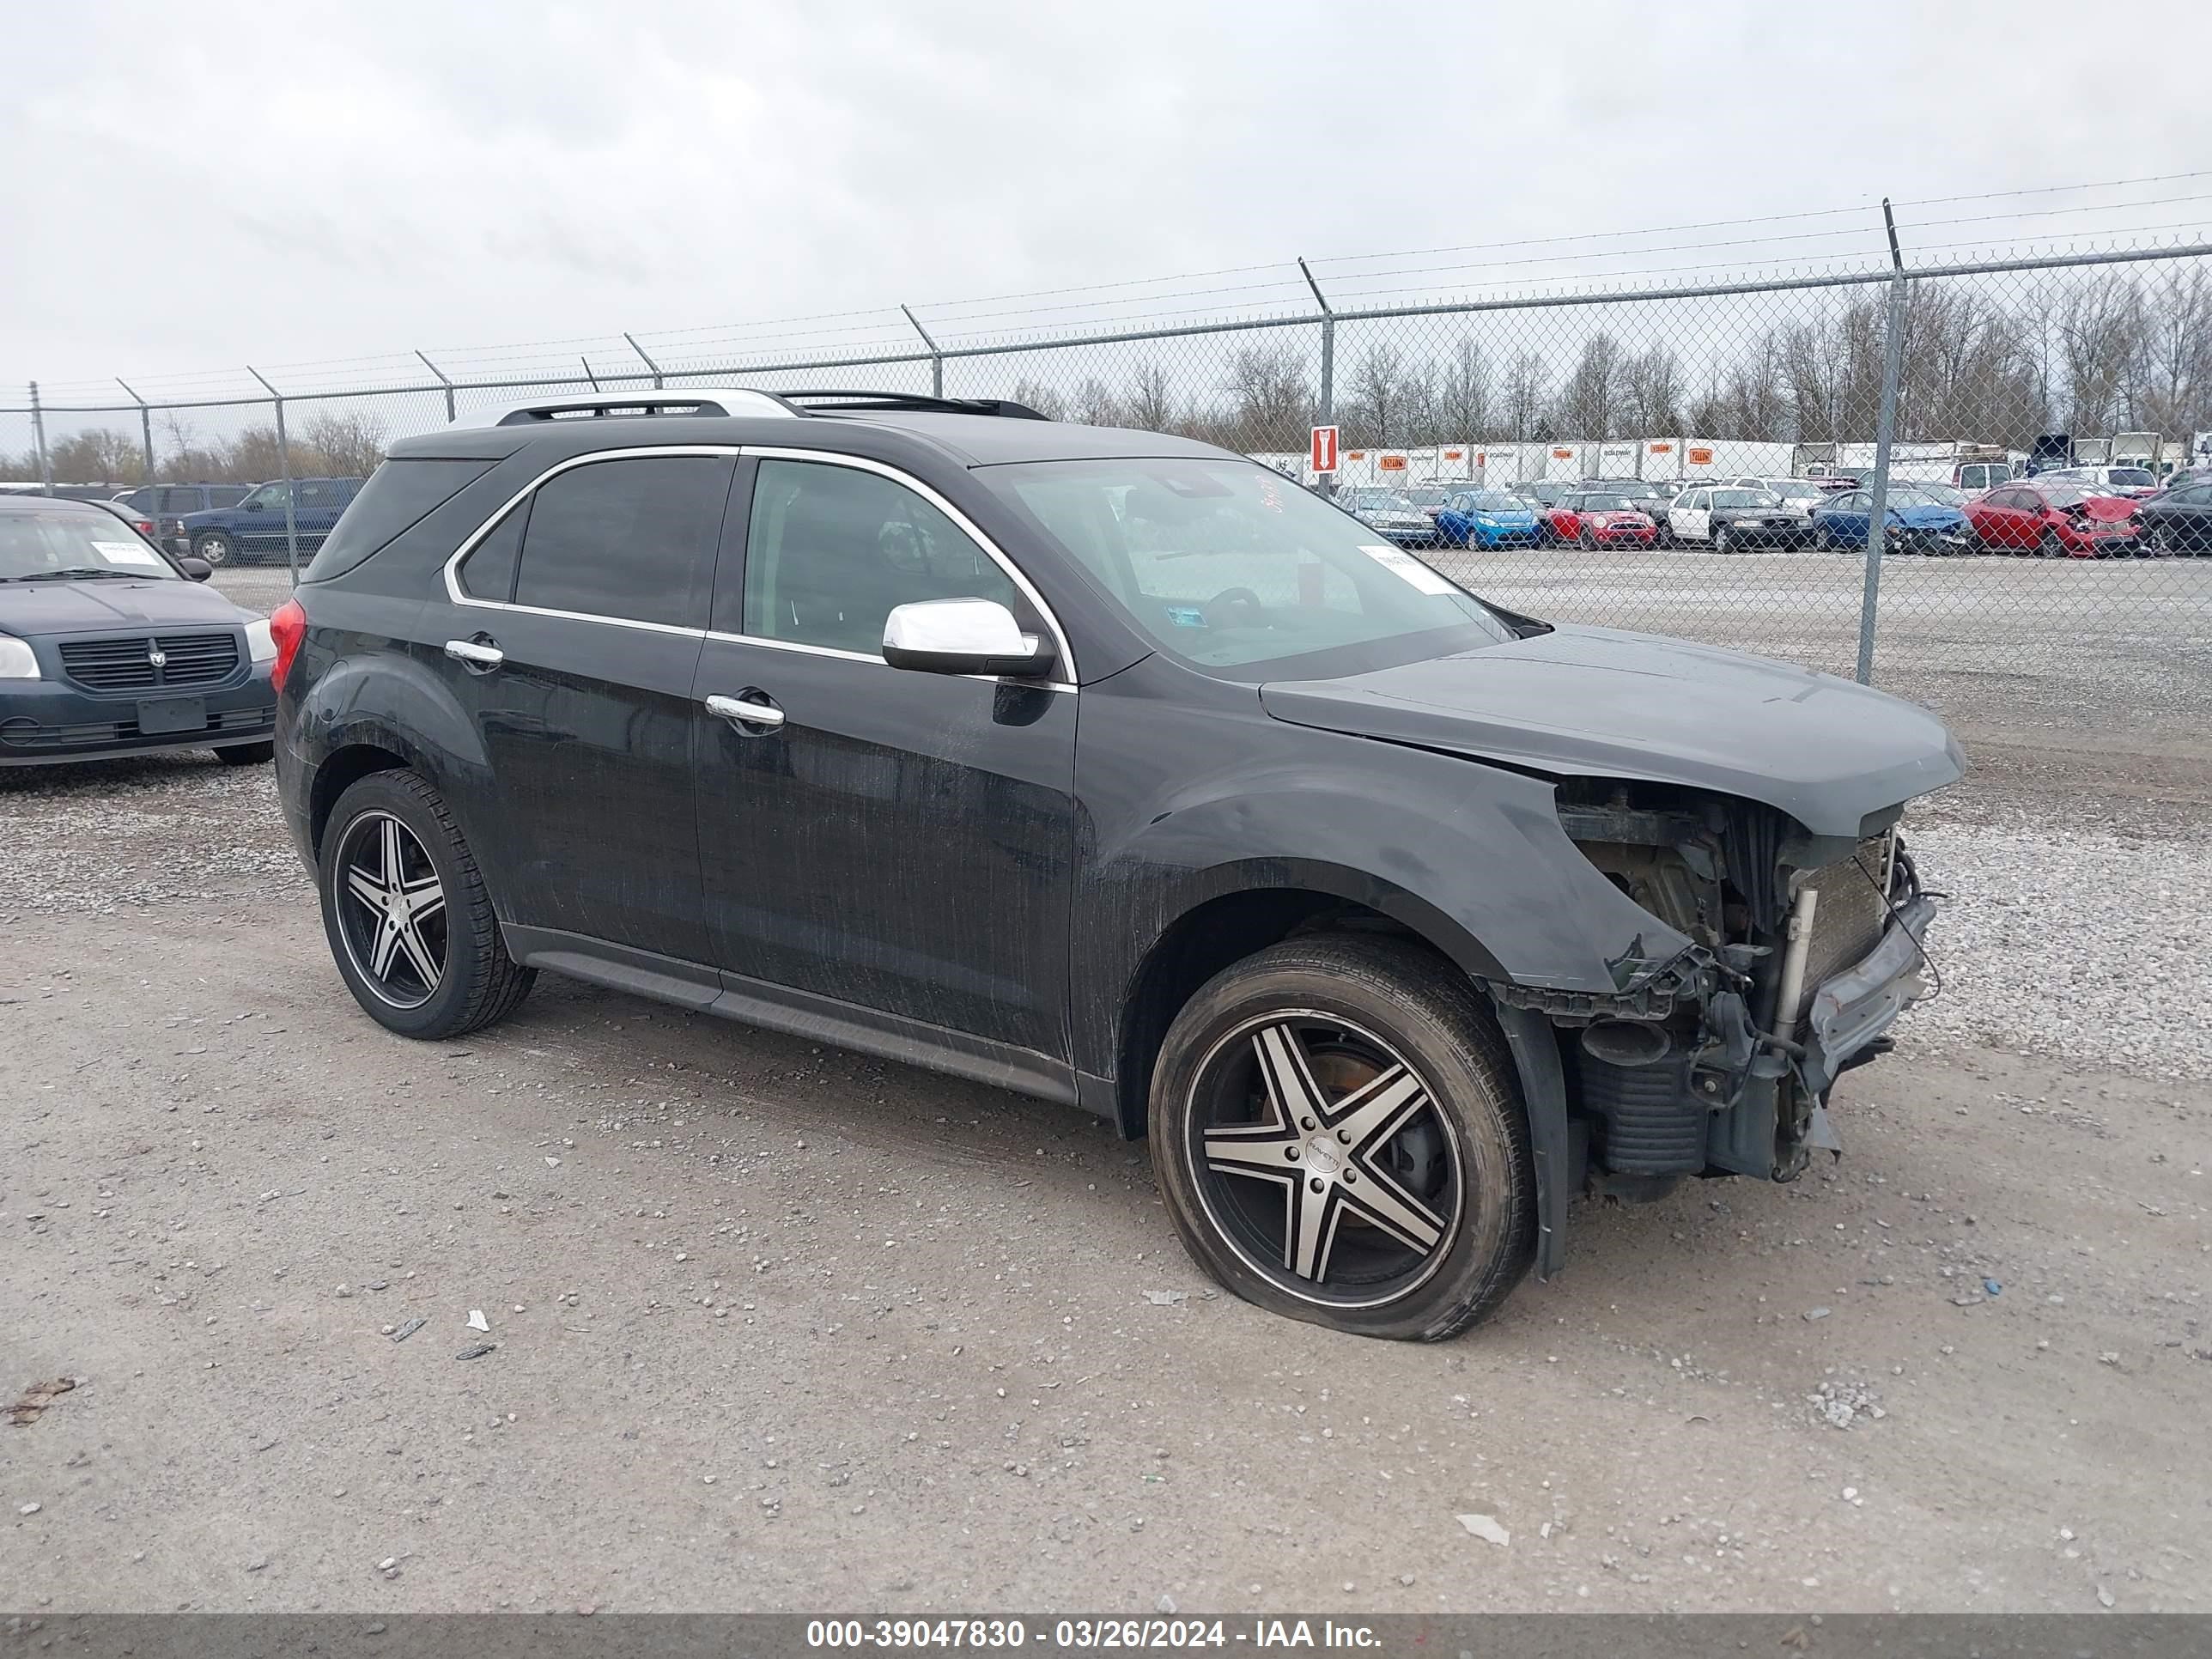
[1434,488,1542,549]
[1808,483,1974,555]
[176,476,365,568]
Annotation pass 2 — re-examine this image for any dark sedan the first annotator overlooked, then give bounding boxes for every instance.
[0,497,277,766]
[2136,479,2212,555]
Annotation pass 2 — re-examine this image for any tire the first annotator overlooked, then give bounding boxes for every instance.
[1578,525,1596,550]
[215,740,273,766]
[1714,524,1735,555]
[317,769,534,1040]
[1148,934,1535,1342]
[192,532,237,568]
[1656,521,1674,549]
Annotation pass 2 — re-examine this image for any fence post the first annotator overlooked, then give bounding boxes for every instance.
[1856,200,1908,686]
[901,307,944,398]
[29,381,54,496]
[623,332,665,390]
[416,351,456,422]
[118,380,154,484]
[1298,258,1334,498]
[247,367,301,584]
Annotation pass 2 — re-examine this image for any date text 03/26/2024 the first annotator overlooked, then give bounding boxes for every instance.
[805,1619,1383,1650]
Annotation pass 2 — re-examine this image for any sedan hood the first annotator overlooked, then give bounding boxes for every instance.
[0,577,249,638]
[1889,506,1966,527]
[2068,496,2137,522]
[1259,623,1965,836]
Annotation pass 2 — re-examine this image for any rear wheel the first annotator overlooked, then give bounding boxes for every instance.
[318,769,534,1040]
[1149,935,1535,1341]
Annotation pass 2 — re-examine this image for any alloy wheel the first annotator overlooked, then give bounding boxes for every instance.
[196,534,232,567]
[1188,1012,1462,1309]
[332,810,448,1009]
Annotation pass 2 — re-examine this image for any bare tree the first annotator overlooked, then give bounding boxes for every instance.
[1553,334,1627,439]
[1218,344,1312,452]
[1620,346,1683,440]
[1433,337,1494,445]
[2056,273,2146,434]
[296,410,388,477]
[1008,379,1066,421]
[45,428,143,484]
[1501,352,1549,441]
[2135,264,2212,437]
[1069,376,1122,427]
[1344,343,1410,447]
[1122,362,1175,434]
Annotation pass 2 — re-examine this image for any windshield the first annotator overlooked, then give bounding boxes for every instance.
[0,508,177,580]
[1459,491,1524,511]
[1710,489,1771,507]
[981,458,1514,675]
[1398,488,1449,507]
[1895,483,1964,506]
[2108,468,2155,487]
[1767,481,1823,501]
[1574,494,1636,511]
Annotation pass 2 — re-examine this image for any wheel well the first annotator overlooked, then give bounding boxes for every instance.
[309,743,409,854]
[1113,889,1454,1139]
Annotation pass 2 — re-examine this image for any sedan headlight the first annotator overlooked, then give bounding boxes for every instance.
[0,635,40,679]
[245,617,277,664]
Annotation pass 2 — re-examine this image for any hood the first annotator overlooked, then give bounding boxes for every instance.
[1588,511,1651,526]
[1711,504,1790,520]
[0,577,250,638]
[1258,623,1965,836]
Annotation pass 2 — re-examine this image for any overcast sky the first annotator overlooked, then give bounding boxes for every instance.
[6,0,2209,399]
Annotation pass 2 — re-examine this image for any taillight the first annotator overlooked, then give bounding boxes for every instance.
[268,598,307,692]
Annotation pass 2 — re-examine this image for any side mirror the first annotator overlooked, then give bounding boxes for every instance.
[177,556,213,581]
[882,598,1054,678]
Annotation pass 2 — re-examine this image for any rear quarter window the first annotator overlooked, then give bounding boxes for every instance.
[302,458,499,581]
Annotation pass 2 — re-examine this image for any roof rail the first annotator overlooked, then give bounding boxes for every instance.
[494,386,802,426]
[775,389,1054,422]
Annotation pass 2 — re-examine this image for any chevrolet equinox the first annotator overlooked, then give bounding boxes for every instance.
[271,388,1960,1340]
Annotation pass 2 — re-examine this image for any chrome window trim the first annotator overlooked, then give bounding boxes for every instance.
[738,445,1078,682]
[438,442,1077,688]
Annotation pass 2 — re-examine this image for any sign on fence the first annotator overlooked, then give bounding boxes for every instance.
[1310,425,1339,475]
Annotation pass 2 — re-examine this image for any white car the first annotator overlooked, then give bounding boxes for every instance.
[1724,477,1826,520]
[2024,465,2161,500]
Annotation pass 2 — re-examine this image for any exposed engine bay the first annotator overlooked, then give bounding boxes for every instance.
[1497,777,1934,1198]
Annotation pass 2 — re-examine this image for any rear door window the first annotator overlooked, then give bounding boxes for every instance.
[512,454,732,628]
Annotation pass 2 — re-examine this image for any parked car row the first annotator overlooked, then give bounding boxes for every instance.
[1346,471,2212,557]
[86,477,368,564]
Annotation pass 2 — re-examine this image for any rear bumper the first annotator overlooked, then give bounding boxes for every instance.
[0,670,276,767]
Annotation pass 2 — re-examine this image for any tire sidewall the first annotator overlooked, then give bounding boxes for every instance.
[318,771,491,1039]
[1148,943,1533,1341]
[194,532,233,567]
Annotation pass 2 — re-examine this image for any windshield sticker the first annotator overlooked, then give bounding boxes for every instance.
[1359,544,1457,597]
[92,540,164,567]
[1164,605,1208,629]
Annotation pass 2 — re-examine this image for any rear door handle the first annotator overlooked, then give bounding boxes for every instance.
[704,692,785,730]
[444,638,504,671]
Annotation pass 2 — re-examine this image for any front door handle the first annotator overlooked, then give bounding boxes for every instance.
[704,691,786,730]
[444,638,504,672]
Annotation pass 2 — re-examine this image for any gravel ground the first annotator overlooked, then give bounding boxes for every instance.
[3,567,2208,1616]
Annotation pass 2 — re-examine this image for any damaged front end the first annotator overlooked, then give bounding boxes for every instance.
[1494,778,1934,1200]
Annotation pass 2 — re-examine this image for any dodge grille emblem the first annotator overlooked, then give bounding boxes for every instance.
[148,645,167,670]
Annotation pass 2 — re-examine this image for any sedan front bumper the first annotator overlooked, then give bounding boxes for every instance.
[1801,892,1936,1095]
[0,668,276,766]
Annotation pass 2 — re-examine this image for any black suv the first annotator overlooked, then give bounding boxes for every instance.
[272,388,1961,1340]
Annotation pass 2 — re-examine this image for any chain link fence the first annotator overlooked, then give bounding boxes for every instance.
[8,236,2209,734]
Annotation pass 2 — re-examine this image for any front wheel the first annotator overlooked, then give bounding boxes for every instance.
[192,532,237,568]
[1714,525,1735,555]
[1149,936,1535,1341]
[2038,528,2064,559]
[318,769,534,1040]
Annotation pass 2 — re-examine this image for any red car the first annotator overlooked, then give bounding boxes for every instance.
[1963,482,2142,557]
[1543,491,1659,548]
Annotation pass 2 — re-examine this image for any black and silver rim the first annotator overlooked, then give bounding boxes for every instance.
[332,811,447,1009]
[1187,1011,1462,1310]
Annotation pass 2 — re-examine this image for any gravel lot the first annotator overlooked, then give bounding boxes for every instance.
[3,562,2207,1615]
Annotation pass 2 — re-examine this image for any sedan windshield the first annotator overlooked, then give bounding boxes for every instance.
[2108,468,2155,488]
[981,458,1513,674]
[1343,489,1416,513]
[0,508,177,581]
[1710,489,1771,508]
[1459,491,1524,511]
[1574,495,1636,511]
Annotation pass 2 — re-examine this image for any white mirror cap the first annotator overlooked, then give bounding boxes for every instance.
[882,597,1033,658]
